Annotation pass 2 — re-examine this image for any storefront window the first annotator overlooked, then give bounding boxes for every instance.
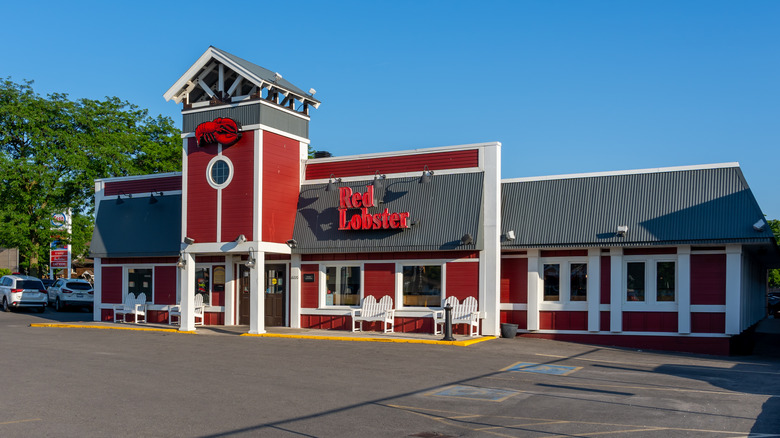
[212,265,225,306]
[402,265,442,307]
[570,263,587,301]
[543,264,560,301]
[325,266,360,306]
[195,267,210,305]
[626,262,646,302]
[656,261,675,302]
[127,268,152,302]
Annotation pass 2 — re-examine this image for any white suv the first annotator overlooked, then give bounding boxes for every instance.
[47,279,94,312]
[0,275,47,313]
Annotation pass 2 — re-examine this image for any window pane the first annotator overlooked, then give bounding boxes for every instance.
[195,268,210,305]
[340,266,360,305]
[570,263,587,301]
[656,262,675,302]
[128,268,152,301]
[402,265,442,307]
[626,262,645,302]
[543,264,560,301]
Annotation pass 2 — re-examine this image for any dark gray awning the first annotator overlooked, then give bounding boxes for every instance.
[292,173,484,253]
[90,195,181,258]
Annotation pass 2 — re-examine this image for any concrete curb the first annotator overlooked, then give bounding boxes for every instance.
[240,332,496,346]
[30,323,193,334]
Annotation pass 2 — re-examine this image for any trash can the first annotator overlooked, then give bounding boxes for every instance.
[500,323,518,338]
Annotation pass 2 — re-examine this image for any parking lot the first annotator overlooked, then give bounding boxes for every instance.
[1,308,779,437]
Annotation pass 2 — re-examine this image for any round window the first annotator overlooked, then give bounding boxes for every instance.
[206,156,234,189]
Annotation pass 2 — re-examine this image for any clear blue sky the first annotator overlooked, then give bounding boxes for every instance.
[4,1,779,219]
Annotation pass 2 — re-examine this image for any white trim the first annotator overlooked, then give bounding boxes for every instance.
[502,162,740,183]
[183,241,291,255]
[179,94,312,122]
[481,142,501,337]
[725,244,742,335]
[610,248,623,333]
[254,129,262,243]
[290,254,301,328]
[205,151,235,190]
[183,123,311,145]
[691,305,727,313]
[95,171,182,185]
[304,167,483,185]
[677,246,691,334]
[249,252,265,334]
[516,329,730,338]
[526,249,540,331]
[500,303,528,311]
[92,258,102,322]
[587,248,601,332]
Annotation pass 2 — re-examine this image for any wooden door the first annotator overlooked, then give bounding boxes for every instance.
[238,264,250,325]
[265,264,286,327]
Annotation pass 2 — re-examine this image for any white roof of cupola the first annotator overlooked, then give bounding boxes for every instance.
[163,46,320,114]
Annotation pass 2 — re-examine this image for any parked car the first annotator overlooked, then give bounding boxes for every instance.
[769,292,780,316]
[0,275,47,312]
[40,278,55,289]
[47,278,94,312]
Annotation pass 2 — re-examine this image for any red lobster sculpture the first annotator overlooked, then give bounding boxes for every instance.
[195,118,242,147]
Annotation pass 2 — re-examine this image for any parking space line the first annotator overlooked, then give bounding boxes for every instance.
[0,418,42,425]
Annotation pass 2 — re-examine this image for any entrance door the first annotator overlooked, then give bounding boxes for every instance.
[238,264,251,325]
[265,264,286,327]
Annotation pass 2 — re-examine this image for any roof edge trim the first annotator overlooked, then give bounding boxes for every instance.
[502,162,741,184]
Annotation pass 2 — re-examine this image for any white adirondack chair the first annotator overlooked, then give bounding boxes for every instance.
[453,296,480,336]
[433,296,460,335]
[113,293,147,323]
[168,294,205,326]
[351,295,395,333]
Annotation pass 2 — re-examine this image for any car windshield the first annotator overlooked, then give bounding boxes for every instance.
[18,280,45,290]
[66,282,92,291]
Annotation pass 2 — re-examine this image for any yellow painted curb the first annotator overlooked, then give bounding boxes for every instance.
[30,323,192,334]
[240,333,496,346]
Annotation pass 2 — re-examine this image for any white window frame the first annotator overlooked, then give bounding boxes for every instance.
[206,155,235,189]
[320,263,364,308]
[396,262,447,310]
[623,256,678,310]
[538,257,589,310]
[124,265,154,303]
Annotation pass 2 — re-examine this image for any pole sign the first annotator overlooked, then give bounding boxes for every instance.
[49,211,72,277]
[337,185,411,230]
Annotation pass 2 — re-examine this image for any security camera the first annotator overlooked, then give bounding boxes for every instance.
[753,219,766,232]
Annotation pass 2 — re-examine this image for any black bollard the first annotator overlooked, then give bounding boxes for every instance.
[442,303,455,341]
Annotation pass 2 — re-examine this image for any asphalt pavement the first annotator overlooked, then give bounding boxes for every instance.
[1,307,779,437]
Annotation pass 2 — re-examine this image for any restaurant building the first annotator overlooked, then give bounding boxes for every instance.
[90,47,778,355]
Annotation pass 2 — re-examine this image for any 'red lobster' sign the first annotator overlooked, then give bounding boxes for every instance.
[195,118,242,147]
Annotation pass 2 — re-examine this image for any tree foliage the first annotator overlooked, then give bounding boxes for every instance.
[0,78,181,275]
[768,219,780,288]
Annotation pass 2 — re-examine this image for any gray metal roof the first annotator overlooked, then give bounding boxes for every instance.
[501,165,773,248]
[292,173,484,253]
[90,195,181,258]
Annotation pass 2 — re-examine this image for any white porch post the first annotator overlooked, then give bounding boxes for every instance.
[179,252,196,332]
[526,249,540,331]
[92,258,102,322]
[725,244,742,335]
[224,255,237,325]
[481,142,501,337]
[677,246,691,334]
[587,248,601,332]
[290,254,302,328]
[249,251,266,334]
[610,248,623,333]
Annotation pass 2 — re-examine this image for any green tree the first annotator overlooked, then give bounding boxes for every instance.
[769,219,780,288]
[0,79,181,275]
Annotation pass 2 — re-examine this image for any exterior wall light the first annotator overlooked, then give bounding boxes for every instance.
[325,173,341,191]
[419,165,434,184]
[616,225,628,237]
[149,191,163,204]
[460,233,474,245]
[235,234,247,244]
[505,230,516,241]
[176,253,186,269]
[286,239,297,249]
[246,248,257,268]
[183,236,195,245]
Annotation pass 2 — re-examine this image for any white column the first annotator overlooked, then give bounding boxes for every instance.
[179,252,196,332]
[224,255,236,325]
[587,248,601,332]
[290,254,302,328]
[725,244,742,335]
[526,249,540,331]
[481,142,501,337]
[677,246,691,334]
[93,258,102,322]
[249,251,266,334]
[610,248,623,333]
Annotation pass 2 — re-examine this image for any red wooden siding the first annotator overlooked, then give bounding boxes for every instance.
[600,256,611,304]
[446,261,479,301]
[364,263,395,299]
[305,149,480,180]
[186,138,218,242]
[262,131,300,243]
[501,310,527,330]
[600,311,610,331]
[154,266,177,305]
[204,312,225,325]
[300,264,319,308]
[104,175,182,196]
[220,130,255,242]
[301,314,349,330]
[501,258,527,303]
[691,254,727,305]
[691,312,726,334]
[302,251,478,262]
[101,266,123,304]
[540,250,588,257]
[539,311,588,330]
[102,257,177,265]
[622,312,678,332]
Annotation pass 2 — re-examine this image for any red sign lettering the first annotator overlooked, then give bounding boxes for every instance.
[337,185,410,231]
